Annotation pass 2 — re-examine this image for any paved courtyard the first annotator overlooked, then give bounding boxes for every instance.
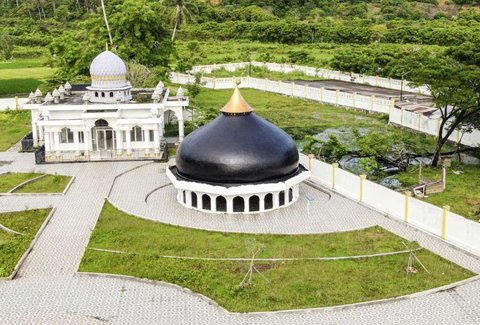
[1,150,480,324]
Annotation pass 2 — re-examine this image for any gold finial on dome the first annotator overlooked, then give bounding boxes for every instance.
[220,79,253,114]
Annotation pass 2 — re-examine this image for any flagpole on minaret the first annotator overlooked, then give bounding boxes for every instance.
[101,0,113,45]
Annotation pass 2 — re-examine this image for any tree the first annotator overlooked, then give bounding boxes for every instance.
[406,46,480,166]
[162,0,198,42]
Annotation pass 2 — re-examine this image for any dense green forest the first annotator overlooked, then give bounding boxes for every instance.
[1,0,480,78]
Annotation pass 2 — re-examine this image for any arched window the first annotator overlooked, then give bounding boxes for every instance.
[60,127,74,143]
[130,126,143,142]
[216,196,226,212]
[191,192,197,208]
[279,191,285,206]
[202,194,211,211]
[233,196,244,212]
[101,92,105,97]
[289,188,293,202]
[249,195,260,212]
[109,92,114,97]
[264,193,273,210]
[95,119,109,127]
[95,92,98,97]
[182,191,186,204]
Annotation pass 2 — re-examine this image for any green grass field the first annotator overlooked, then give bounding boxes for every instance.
[191,88,439,155]
[16,174,71,193]
[0,110,31,151]
[0,172,71,193]
[0,209,51,277]
[79,201,473,312]
[397,164,480,221]
[0,58,55,96]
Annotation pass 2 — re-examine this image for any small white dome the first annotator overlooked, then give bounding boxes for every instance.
[89,50,129,89]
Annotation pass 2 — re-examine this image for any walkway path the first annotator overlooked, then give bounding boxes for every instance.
[1,151,480,324]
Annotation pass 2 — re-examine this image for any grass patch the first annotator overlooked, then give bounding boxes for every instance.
[0,209,51,277]
[201,66,322,81]
[16,174,72,194]
[0,172,71,193]
[397,164,480,221]
[0,110,31,151]
[79,201,473,312]
[0,58,54,96]
[192,88,440,154]
[0,172,42,192]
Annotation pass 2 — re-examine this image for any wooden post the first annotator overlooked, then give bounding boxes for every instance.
[332,163,338,189]
[404,191,411,223]
[359,174,366,202]
[442,205,450,240]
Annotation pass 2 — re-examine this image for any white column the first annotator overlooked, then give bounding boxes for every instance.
[31,118,38,146]
[54,131,61,157]
[84,130,90,157]
[44,131,51,153]
[245,196,250,213]
[226,197,233,214]
[198,193,203,210]
[126,129,132,155]
[144,129,151,156]
[259,194,265,212]
[273,192,279,209]
[211,195,217,212]
[178,116,185,143]
[38,125,44,142]
[116,130,123,156]
[186,190,192,207]
[153,130,160,155]
[73,131,80,158]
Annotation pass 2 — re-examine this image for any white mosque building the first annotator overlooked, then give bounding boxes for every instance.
[24,50,188,162]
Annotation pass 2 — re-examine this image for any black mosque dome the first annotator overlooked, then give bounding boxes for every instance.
[174,84,300,184]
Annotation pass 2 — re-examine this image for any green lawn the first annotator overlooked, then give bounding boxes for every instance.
[201,66,323,81]
[397,164,480,221]
[0,58,55,96]
[0,110,31,151]
[191,88,440,154]
[16,174,72,194]
[0,172,71,193]
[0,172,42,192]
[0,209,51,277]
[79,201,473,312]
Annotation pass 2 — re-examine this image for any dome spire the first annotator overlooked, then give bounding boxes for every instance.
[220,79,253,115]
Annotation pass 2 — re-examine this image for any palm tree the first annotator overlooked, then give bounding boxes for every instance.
[163,0,197,42]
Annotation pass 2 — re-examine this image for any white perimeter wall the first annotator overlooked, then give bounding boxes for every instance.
[300,154,480,257]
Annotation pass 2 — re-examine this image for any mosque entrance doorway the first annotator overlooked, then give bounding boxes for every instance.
[92,119,115,156]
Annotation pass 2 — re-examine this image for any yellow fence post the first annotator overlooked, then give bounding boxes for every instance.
[291,82,295,96]
[404,191,411,223]
[213,78,216,89]
[308,153,314,170]
[332,163,338,189]
[401,108,405,126]
[335,89,339,106]
[15,96,19,110]
[442,205,450,240]
[320,87,324,101]
[370,95,374,111]
[417,113,422,131]
[352,92,356,108]
[305,84,308,98]
[359,174,366,202]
